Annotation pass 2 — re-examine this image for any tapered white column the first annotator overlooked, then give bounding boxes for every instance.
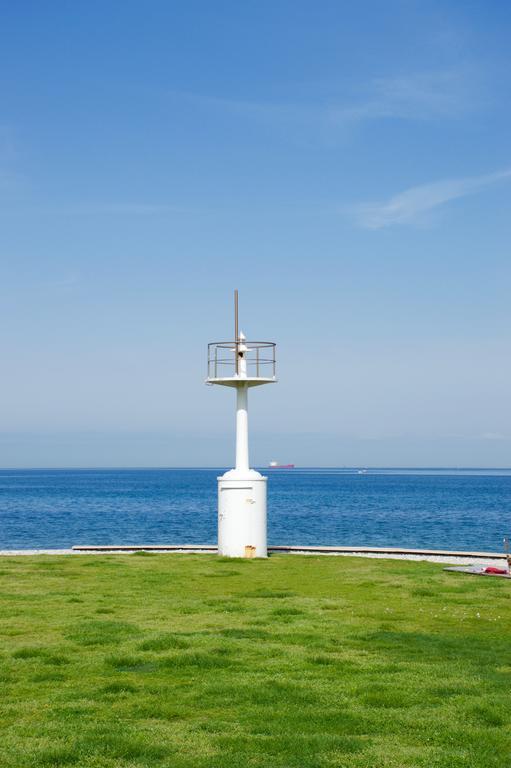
[218,381,267,558]
[210,293,272,558]
[235,384,249,472]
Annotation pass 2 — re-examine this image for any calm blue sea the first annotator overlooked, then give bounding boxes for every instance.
[0,468,510,552]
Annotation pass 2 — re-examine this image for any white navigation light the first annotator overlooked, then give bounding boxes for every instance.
[206,291,277,558]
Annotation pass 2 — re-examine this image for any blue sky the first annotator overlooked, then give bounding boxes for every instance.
[1,1,511,467]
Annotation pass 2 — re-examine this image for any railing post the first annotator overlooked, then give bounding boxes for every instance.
[214,346,218,378]
[256,346,259,377]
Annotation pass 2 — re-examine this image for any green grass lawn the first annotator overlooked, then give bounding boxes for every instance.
[0,553,510,767]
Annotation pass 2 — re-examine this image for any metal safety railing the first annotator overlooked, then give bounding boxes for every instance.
[207,341,276,379]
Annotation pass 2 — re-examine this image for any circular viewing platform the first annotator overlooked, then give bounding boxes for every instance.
[206,341,276,386]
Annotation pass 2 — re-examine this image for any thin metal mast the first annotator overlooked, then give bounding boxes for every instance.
[234,289,239,375]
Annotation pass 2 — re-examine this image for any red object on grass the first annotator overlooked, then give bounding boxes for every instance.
[484,566,508,574]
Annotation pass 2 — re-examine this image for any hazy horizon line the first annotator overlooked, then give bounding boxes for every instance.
[0,465,509,471]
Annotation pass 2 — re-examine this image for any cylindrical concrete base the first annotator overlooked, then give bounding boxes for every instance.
[217,473,267,558]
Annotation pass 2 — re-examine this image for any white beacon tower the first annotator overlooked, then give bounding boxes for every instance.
[206,291,277,558]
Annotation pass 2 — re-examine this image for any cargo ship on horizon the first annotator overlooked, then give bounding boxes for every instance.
[268,461,295,469]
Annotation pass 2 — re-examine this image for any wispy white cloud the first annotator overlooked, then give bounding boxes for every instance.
[180,69,474,130]
[98,202,182,216]
[349,168,511,229]
[331,70,472,123]
[180,92,316,128]
[0,200,186,218]
[481,432,509,441]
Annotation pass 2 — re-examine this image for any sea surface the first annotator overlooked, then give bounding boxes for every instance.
[1,468,511,552]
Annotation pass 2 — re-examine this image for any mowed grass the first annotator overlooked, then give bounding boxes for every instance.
[0,554,510,767]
